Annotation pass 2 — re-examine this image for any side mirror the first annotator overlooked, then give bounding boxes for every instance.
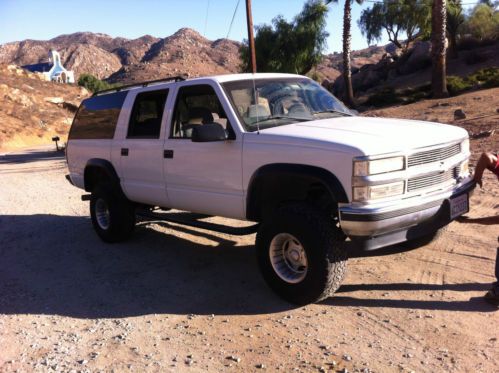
[191,123,228,142]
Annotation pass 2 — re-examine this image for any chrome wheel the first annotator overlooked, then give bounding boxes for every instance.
[95,198,110,230]
[269,233,308,284]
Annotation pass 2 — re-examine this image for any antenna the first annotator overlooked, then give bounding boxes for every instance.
[252,77,260,134]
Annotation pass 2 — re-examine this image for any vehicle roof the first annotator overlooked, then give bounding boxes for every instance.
[91,73,308,97]
[190,72,306,83]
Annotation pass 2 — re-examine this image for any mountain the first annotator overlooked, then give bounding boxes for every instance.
[106,28,241,82]
[0,28,394,86]
[0,29,242,83]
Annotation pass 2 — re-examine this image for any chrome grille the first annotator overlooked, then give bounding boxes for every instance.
[407,167,458,192]
[408,143,461,167]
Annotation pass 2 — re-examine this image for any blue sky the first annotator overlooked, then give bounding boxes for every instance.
[0,0,390,53]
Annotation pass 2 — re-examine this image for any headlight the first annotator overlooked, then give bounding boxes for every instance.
[353,181,405,202]
[353,156,405,176]
[459,160,469,177]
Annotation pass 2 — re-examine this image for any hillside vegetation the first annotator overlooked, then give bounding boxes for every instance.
[0,65,89,151]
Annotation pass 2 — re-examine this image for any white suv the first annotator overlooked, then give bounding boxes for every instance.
[66,73,474,304]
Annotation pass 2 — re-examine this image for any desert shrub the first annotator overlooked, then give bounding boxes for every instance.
[457,36,497,50]
[364,87,403,107]
[468,67,499,88]
[404,84,431,103]
[77,73,117,93]
[307,70,322,82]
[446,76,473,95]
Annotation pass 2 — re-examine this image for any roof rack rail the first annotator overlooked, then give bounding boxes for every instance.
[92,76,186,96]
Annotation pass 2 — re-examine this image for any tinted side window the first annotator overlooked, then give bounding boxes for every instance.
[127,90,168,139]
[69,91,127,140]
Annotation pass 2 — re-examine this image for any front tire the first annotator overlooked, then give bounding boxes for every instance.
[90,184,136,243]
[256,204,347,305]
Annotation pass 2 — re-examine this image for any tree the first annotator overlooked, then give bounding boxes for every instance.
[358,0,431,50]
[465,3,499,40]
[240,0,329,75]
[327,0,363,107]
[432,0,449,98]
[446,0,464,59]
[77,73,115,93]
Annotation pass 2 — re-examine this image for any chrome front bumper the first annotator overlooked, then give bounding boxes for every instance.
[339,178,475,251]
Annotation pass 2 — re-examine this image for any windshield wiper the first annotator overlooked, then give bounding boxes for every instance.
[254,115,311,125]
[312,109,350,116]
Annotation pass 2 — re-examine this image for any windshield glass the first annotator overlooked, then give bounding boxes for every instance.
[222,77,353,132]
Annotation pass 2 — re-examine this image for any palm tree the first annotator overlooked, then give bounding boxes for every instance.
[431,0,449,98]
[447,0,464,59]
[327,0,363,107]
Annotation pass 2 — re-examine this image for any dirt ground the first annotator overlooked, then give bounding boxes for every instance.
[1,96,499,372]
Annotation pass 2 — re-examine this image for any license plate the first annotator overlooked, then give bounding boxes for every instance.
[450,193,469,219]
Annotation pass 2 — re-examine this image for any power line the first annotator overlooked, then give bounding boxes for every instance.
[203,0,211,37]
[227,0,242,39]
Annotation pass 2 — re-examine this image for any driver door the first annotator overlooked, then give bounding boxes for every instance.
[163,83,245,219]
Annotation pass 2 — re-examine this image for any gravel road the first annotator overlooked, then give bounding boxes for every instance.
[0,147,497,372]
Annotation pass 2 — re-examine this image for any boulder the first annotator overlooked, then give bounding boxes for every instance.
[384,43,398,54]
[6,88,33,107]
[454,109,466,120]
[44,97,64,104]
[398,41,431,75]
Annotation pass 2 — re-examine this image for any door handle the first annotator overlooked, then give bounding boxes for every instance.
[121,148,129,156]
[163,150,174,159]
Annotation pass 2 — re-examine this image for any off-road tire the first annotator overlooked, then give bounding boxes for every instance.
[256,203,347,305]
[90,183,136,243]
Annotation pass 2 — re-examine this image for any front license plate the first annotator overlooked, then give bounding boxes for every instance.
[450,193,469,219]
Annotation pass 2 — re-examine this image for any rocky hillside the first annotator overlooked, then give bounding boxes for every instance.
[0,29,390,84]
[106,28,241,82]
[329,41,499,99]
[0,29,241,82]
[0,65,89,150]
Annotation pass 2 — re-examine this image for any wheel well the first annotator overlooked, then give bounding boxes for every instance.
[83,159,120,192]
[246,164,348,221]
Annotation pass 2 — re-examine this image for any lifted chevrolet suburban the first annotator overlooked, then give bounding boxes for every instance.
[66,73,474,304]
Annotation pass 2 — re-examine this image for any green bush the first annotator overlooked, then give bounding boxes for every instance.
[447,68,499,96]
[364,87,403,107]
[446,76,473,95]
[77,73,117,93]
[468,67,499,88]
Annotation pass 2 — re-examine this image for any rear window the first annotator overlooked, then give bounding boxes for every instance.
[69,91,128,140]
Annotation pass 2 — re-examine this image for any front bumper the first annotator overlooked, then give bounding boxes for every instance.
[339,179,476,251]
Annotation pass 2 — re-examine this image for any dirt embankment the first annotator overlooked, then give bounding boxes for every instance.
[0,64,89,151]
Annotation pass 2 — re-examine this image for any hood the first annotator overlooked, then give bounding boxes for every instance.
[257,116,468,156]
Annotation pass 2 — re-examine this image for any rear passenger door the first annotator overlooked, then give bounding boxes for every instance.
[118,89,170,207]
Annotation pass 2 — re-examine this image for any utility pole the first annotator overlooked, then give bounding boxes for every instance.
[245,0,257,73]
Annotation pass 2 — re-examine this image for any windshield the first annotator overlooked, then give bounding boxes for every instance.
[222,77,353,132]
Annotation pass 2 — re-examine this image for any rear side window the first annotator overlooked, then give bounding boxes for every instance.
[69,91,127,140]
[127,90,168,138]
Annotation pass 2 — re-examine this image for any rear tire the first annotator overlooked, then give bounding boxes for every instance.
[90,184,135,243]
[256,203,347,305]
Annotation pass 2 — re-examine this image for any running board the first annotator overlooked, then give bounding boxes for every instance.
[137,210,259,236]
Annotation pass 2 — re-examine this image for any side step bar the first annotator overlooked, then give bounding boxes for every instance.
[137,209,259,236]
